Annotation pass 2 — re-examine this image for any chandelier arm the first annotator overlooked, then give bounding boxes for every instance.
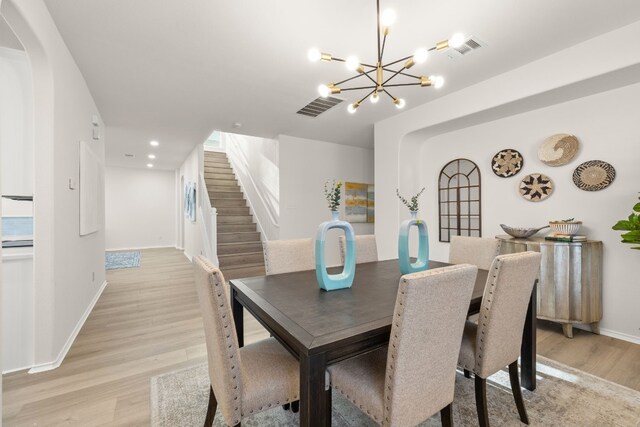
[360,63,378,68]
[382,67,409,86]
[382,68,421,79]
[381,89,397,100]
[341,85,378,92]
[376,0,382,62]
[384,82,422,88]
[383,55,413,68]
[380,33,388,62]
[362,71,379,86]
[359,89,377,105]
[334,69,377,86]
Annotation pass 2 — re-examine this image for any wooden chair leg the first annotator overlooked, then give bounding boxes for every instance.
[204,386,217,427]
[464,369,471,378]
[440,403,453,427]
[474,376,490,427]
[291,400,299,413]
[508,361,529,425]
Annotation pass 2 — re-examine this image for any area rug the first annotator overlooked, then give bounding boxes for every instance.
[150,356,640,426]
[105,251,141,270]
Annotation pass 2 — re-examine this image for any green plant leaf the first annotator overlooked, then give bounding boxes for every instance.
[612,220,633,231]
[621,230,640,242]
[634,202,640,212]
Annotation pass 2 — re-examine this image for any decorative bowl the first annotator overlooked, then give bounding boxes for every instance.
[549,221,582,236]
[500,224,549,239]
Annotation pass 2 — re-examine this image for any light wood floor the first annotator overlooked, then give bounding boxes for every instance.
[3,248,639,425]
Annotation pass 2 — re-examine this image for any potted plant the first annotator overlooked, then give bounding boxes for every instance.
[324,180,343,220]
[612,195,640,250]
[396,187,429,274]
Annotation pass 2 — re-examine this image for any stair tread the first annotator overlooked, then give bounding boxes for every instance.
[218,251,263,258]
[222,262,265,271]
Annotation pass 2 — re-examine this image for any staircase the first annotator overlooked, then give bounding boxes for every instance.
[204,151,266,280]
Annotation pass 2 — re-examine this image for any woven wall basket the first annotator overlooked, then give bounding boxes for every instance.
[538,134,580,166]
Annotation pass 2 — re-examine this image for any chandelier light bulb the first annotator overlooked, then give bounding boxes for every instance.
[394,98,406,109]
[449,33,466,48]
[345,56,360,71]
[308,48,322,62]
[370,92,380,104]
[413,48,429,64]
[380,8,397,27]
[432,75,445,88]
[347,102,360,114]
[318,84,331,98]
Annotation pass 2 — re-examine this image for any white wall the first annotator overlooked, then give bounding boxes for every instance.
[223,132,280,240]
[279,135,374,266]
[105,166,176,250]
[0,47,33,196]
[178,143,204,260]
[374,21,640,343]
[1,0,107,371]
[415,83,640,342]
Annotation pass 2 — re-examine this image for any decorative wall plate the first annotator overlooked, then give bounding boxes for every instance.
[491,149,524,178]
[519,173,554,202]
[573,160,616,191]
[538,134,579,166]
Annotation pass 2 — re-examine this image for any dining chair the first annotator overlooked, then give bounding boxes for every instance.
[458,251,541,427]
[192,256,300,427]
[339,234,378,264]
[262,238,315,275]
[327,264,478,427]
[449,236,502,270]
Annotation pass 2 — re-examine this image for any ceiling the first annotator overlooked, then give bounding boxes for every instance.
[42,0,640,169]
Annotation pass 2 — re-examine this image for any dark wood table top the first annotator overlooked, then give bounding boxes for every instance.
[230,259,488,358]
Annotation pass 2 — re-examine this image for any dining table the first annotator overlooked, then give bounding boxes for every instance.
[229,259,537,427]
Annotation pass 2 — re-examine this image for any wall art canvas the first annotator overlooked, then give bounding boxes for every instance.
[538,133,579,166]
[184,182,196,223]
[519,173,553,202]
[79,140,103,236]
[573,160,616,191]
[491,149,523,177]
[344,182,370,223]
[367,184,375,223]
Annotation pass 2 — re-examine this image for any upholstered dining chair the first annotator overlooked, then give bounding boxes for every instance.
[262,238,315,275]
[327,264,478,427]
[458,251,541,427]
[449,236,502,270]
[193,256,300,427]
[339,234,379,264]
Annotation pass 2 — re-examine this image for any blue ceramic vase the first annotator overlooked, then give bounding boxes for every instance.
[398,210,429,274]
[315,210,356,291]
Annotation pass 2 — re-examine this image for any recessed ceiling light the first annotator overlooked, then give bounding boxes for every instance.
[231,122,242,128]
[150,140,159,147]
[148,154,156,159]
[124,153,134,157]
[147,163,154,168]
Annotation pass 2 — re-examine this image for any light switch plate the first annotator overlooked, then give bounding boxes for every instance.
[92,127,100,140]
[68,178,76,190]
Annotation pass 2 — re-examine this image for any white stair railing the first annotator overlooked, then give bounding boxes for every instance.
[198,172,219,266]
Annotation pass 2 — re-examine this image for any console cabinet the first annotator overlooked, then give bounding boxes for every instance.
[497,235,603,338]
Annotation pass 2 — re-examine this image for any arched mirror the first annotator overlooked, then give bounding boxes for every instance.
[438,158,481,242]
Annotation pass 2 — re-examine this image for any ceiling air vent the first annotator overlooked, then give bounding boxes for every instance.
[447,36,486,60]
[296,96,343,117]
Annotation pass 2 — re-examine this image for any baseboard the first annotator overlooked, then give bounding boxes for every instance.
[106,245,174,251]
[28,280,108,374]
[598,327,640,345]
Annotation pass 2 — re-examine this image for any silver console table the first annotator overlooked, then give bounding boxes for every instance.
[496,235,603,338]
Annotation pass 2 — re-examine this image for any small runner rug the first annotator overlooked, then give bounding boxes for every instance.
[105,251,141,270]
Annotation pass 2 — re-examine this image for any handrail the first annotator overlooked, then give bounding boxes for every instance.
[198,172,219,266]
[226,139,280,228]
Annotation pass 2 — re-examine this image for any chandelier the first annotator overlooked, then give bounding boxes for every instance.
[308,0,464,113]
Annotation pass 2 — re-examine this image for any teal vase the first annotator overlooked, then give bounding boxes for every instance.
[315,210,356,291]
[398,210,429,274]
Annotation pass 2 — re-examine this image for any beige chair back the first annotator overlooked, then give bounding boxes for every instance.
[384,264,478,426]
[339,234,379,264]
[262,238,314,275]
[475,251,541,378]
[192,256,243,425]
[449,236,502,270]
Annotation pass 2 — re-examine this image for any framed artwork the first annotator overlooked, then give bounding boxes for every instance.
[344,182,374,223]
[184,182,196,223]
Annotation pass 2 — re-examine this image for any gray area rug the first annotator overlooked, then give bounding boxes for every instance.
[151,356,640,426]
[105,250,141,270]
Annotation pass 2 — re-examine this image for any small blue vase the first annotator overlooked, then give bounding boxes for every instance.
[315,210,356,291]
[398,210,429,275]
